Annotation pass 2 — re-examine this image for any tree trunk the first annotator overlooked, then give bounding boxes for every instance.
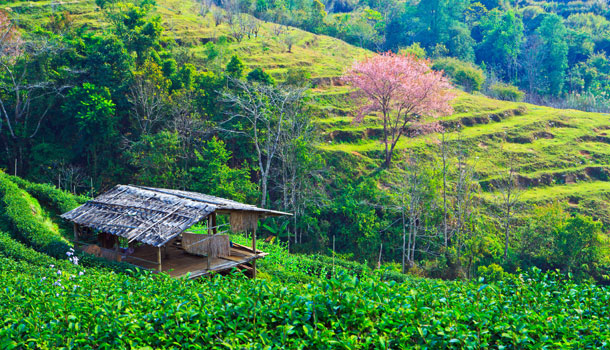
[401,208,406,273]
[260,173,268,208]
[504,207,510,260]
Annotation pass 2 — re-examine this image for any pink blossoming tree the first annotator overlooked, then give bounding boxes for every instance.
[343,52,454,167]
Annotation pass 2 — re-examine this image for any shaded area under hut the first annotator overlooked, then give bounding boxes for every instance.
[61,185,290,278]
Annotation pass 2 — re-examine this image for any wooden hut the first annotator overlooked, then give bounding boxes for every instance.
[61,185,290,278]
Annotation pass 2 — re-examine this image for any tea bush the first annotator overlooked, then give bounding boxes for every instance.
[1,259,610,349]
[8,175,87,214]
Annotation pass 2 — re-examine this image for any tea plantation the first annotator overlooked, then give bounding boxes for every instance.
[0,173,608,349]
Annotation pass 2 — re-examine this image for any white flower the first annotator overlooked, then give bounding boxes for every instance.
[49,264,55,268]
[66,251,73,257]
[78,271,84,276]
[40,277,47,282]
[57,270,62,275]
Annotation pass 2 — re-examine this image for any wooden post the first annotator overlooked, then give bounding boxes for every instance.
[207,215,212,235]
[73,223,79,244]
[332,235,335,278]
[252,228,257,279]
[212,212,217,234]
[157,247,162,272]
[115,236,120,261]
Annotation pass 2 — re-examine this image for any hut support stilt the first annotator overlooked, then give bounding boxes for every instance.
[115,236,119,261]
[73,223,79,245]
[157,247,162,272]
[252,230,257,279]
[212,213,217,234]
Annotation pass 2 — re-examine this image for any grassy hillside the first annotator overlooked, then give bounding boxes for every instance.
[6,0,368,79]
[314,87,610,222]
[8,0,610,213]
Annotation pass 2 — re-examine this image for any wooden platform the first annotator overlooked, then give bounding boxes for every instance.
[116,242,266,279]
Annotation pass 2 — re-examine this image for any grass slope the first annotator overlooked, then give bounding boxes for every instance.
[5,0,610,223]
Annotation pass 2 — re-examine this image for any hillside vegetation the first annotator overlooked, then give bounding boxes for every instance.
[2,0,610,280]
[0,174,610,348]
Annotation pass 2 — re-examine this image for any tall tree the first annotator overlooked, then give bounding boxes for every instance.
[222,79,306,207]
[536,14,569,96]
[0,25,70,176]
[343,52,453,167]
[476,9,524,80]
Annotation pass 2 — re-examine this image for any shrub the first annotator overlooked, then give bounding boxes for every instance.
[8,175,87,214]
[2,262,610,348]
[0,173,132,272]
[247,67,275,85]
[398,42,426,59]
[432,57,485,92]
[283,68,311,87]
[477,263,508,282]
[488,82,525,101]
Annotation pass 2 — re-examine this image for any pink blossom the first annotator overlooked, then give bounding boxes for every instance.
[343,52,455,166]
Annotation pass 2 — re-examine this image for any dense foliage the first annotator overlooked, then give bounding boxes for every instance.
[0,0,609,284]
[221,0,610,109]
[0,146,608,348]
[2,256,610,349]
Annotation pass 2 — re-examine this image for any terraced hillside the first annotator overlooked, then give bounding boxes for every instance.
[5,0,368,79]
[314,89,610,210]
[2,0,610,223]
[6,0,610,224]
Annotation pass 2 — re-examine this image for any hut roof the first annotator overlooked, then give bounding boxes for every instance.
[60,185,290,247]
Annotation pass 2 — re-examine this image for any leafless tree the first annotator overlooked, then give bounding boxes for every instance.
[211,6,225,26]
[395,154,431,273]
[127,66,169,137]
[494,152,523,261]
[221,0,240,24]
[281,32,296,53]
[521,34,544,96]
[276,102,323,248]
[451,141,480,277]
[271,23,286,37]
[0,28,70,176]
[228,14,249,42]
[197,0,214,16]
[54,161,87,194]
[222,79,306,208]
[167,90,211,184]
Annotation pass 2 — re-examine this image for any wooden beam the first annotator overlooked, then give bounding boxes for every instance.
[115,236,120,261]
[73,223,79,245]
[157,247,162,272]
[212,212,217,235]
[252,229,257,279]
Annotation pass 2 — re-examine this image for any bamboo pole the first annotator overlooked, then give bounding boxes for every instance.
[332,235,335,278]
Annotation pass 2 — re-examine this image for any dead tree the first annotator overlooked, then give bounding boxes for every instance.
[127,63,169,137]
[0,28,69,176]
[495,153,523,261]
[222,79,306,208]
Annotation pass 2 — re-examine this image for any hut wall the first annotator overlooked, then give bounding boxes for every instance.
[182,233,230,257]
